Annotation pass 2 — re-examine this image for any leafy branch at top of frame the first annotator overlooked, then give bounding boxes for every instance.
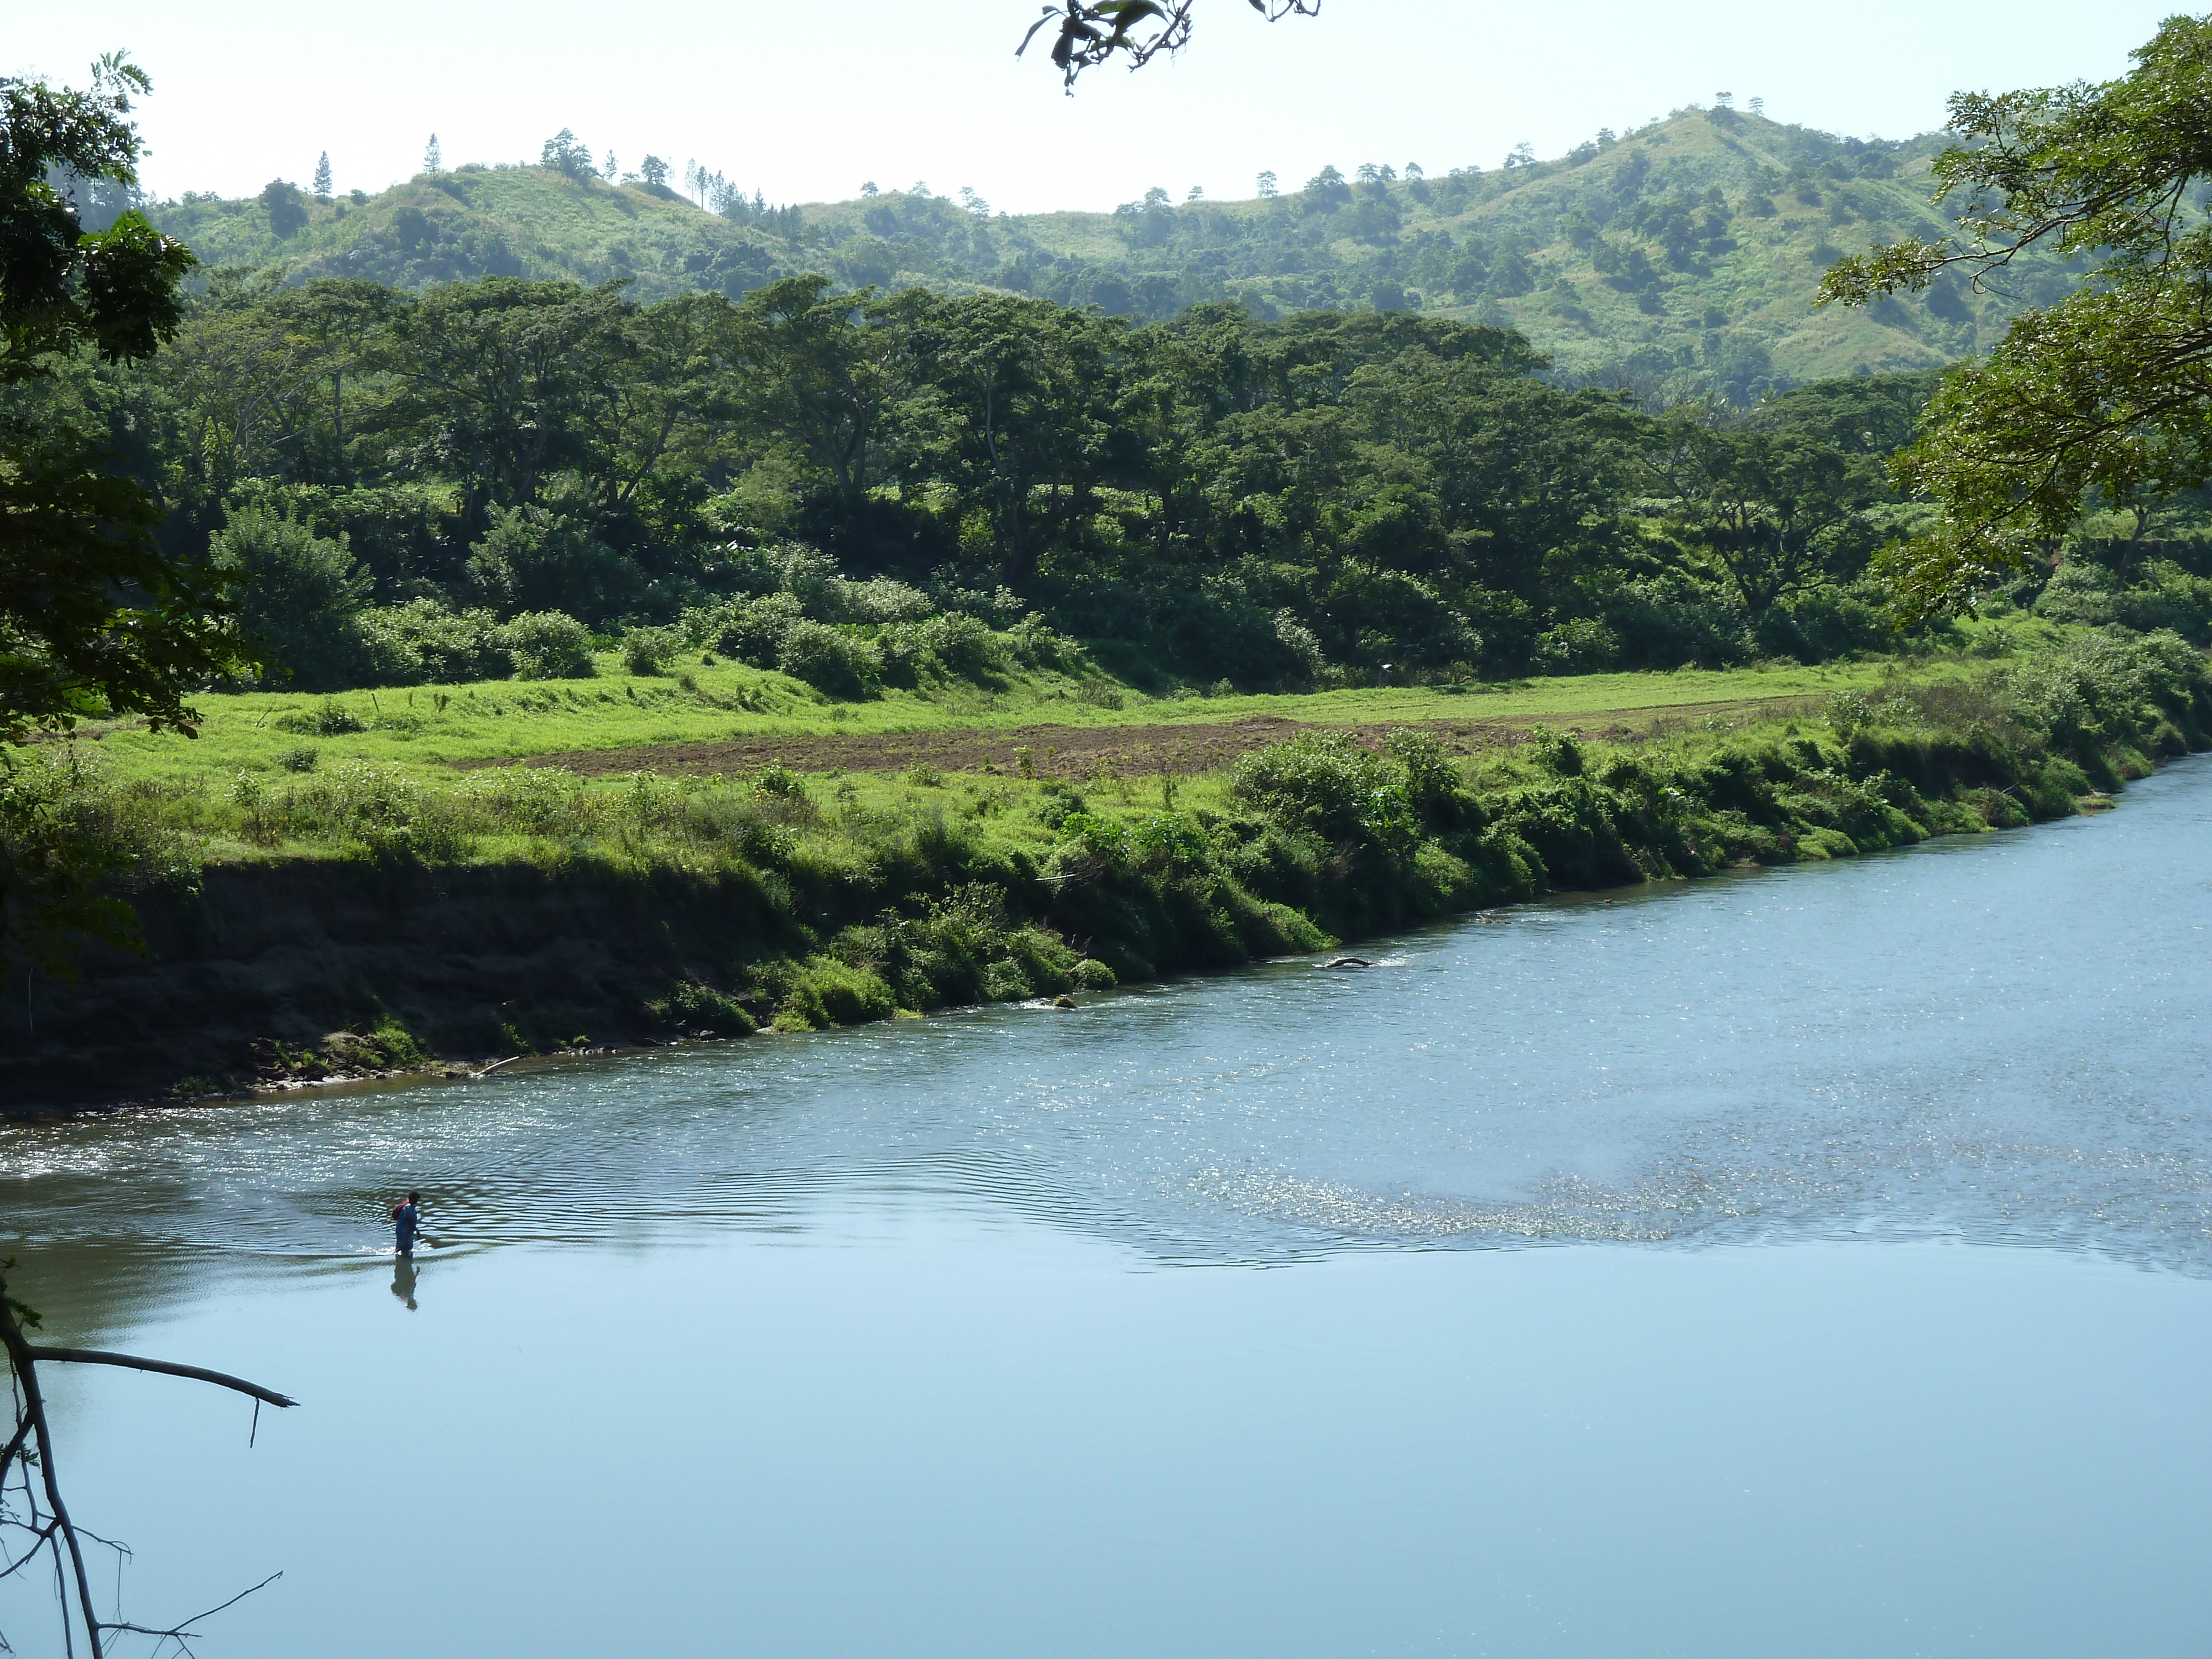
[1018,1,1321,92]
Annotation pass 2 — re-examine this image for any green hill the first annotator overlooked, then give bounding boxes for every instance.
[156,166,800,300]
[152,106,2065,397]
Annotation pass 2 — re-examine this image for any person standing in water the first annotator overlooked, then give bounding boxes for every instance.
[393,1191,421,1257]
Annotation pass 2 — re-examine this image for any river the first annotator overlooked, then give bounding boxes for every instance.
[4,758,2209,1656]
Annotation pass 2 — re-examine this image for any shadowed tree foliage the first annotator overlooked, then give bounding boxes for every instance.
[1,54,249,973]
[2,53,244,744]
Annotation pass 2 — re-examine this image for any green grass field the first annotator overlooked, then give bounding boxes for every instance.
[71,620,2047,797]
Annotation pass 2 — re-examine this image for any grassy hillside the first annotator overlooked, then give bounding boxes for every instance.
[150,107,2073,394]
[156,166,799,300]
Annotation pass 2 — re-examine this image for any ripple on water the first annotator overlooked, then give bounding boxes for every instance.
[5,757,2211,1280]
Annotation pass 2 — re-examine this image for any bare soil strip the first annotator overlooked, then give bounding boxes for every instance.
[456,695,1823,780]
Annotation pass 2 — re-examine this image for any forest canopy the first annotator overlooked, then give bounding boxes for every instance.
[12,260,2012,697]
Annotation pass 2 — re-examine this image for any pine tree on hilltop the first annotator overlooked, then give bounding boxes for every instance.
[312,151,332,201]
[424,133,441,173]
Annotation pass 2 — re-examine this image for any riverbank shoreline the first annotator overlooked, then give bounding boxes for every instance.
[6,628,2206,1118]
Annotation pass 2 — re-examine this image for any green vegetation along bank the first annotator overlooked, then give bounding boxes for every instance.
[5,626,2202,1114]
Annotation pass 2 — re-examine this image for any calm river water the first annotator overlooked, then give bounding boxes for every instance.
[4,758,2210,1656]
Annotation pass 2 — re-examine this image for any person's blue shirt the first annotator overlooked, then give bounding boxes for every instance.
[393,1199,419,1255]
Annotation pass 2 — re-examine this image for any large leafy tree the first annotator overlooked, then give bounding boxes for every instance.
[726,275,928,510]
[1648,420,1884,617]
[904,291,1121,581]
[1820,14,2212,617]
[2,54,242,744]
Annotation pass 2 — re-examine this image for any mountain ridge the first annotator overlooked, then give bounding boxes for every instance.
[150,106,2063,397]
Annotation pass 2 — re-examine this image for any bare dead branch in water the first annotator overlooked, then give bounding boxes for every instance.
[24,1350,299,1410]
[2,1269,296,1657]
[100,1571,285,1644]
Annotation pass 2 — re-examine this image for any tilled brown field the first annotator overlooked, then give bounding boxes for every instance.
[455,695,1821,780]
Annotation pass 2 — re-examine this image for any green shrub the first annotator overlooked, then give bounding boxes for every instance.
[213,503,375,690]
[357,598,512,685]
[878,613,1007,686]
[465,505,641,623]
[829,575,936,624]
[917,613,1001,679]
[1526,726,1585,776]
[1386,728,1476,827]
[273,698,368,735]
[1009,613,1087,674]
[1533,617,1620,674]
[274,746,320,774]
[687,592,805,665]
[661,981,757,1036]
[1232,731,1414,852]
[620,626,681,676]
[778,620,880,698]
[499,611,596,680]
[1073,958,1117,990]
[752,764,807,800]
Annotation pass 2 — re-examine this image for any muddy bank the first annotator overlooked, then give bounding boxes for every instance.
[454,698,1821,781]
[2,861,791,1117]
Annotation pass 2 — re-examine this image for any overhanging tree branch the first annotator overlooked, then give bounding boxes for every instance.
[24,1350,300,1411]
[1019,1,1321,90]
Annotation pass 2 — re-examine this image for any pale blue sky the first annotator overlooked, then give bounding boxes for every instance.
[13,0,2180,211]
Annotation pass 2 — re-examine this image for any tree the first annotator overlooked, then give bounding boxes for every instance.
[259,176,307,237]
[539,127,595,181]
[424,131,442,173]
[312,149,332,201]
[640,154,670,190]
[1018,0,1321,90]
[1648,420,1882,616]
[1819,14,2212,617]
[383,279,625,527]
[214,503,374,687]
[726,275,924,511]
[2,56,247,978]
[1,55,242,746]
[905,291,1120,581]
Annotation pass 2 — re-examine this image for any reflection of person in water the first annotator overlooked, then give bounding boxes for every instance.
[391,1256,419,1310]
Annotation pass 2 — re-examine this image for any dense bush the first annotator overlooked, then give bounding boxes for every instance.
[358,599,512,685]
[776,619,880,697]
[1232,731,1417,853]
[685,592,805,664]
[464,505,642,623]
[500,611,596,680]
[2038,559,2212,643]
[213,505,374,691]
[620,626,682,676]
